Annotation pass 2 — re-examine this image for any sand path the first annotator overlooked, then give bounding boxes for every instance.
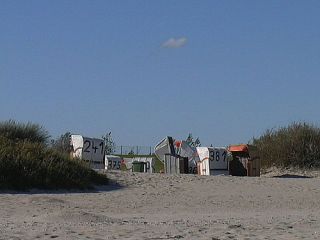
[0,171,319,239]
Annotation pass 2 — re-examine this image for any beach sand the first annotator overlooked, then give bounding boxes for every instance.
[0,170,319,239]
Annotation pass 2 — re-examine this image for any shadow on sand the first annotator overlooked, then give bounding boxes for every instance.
[0,180,124,195]
[273,174,312,179]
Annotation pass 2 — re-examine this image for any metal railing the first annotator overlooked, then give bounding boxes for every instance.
[113,146,153,156]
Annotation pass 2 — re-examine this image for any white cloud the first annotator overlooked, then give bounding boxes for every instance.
[162,37,187,48]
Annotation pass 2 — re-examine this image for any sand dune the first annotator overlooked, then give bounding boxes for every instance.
[1,171,320,239]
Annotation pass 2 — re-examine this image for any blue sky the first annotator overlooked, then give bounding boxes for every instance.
[1,1,320,146]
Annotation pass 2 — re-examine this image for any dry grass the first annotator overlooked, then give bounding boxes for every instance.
[252,122,320,168]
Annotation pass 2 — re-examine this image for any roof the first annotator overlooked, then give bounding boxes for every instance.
[228,144,249,152]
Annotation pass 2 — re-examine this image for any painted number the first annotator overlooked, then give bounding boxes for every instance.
[215,151,220,161]
[222,151,227,162]
[84,140,91,152]
[83,140,104,154]
[210,150,227,162]
[92,141,98,153]
[210,151,214,161]
[109,160,120,169]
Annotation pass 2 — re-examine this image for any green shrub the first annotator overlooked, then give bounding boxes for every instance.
[252,122,320,168]
[0,121,108,190]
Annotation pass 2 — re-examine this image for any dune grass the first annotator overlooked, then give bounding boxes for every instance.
[0,120,108,190]
[252,122,320,169]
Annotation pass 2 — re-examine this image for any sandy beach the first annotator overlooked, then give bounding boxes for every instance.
[1,171,320,240]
